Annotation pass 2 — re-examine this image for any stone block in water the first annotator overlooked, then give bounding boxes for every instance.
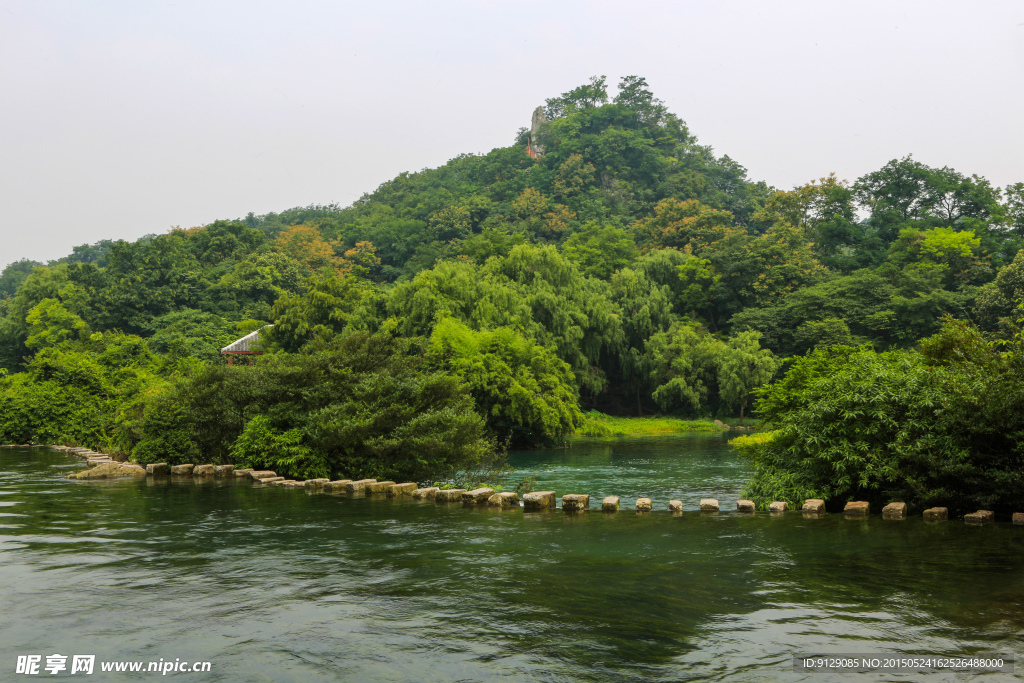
[964,510,995,524]
[146,463,169,476]
[171,464,195,475]
[67,462,145,479]
[523,491,556,511]
[769,501,789,513]
[282,480,306,487]
[882,502,907,519]
[736,500,755,513]
[366,481,396,494]
[488,492,519,507]
[412,487,439,499]
[843,501,870,517]
[344,479,376,493]
[602,496,620,512]
[233,468,254,477]
[1013,512,1024,525]
[304,478,330,489]
[668,500,684,512]
[463,488,495,504]
[249,470,277,480]
[923,507,948,522]
[322,480,353,491]
[434,488,466,503]
[562,494,590,512]
[699,499,718,512]
[193,464,215,477]
[802,499,825,513]
[635,498,652,512]
[214,465,235,477]
[387,483,418,496]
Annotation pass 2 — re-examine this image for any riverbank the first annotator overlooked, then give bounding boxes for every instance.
[574,411,758,436]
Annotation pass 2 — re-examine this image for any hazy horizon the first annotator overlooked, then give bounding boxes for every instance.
[2,0,1022,266]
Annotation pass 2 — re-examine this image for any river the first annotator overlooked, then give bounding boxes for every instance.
[1,435,1021,681]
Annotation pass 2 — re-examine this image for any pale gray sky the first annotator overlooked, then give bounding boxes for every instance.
[2,0,1022,265]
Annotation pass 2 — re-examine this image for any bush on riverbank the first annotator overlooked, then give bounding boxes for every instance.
[129,332,499,482]
[734,320,1024,513]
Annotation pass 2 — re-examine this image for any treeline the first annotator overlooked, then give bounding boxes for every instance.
[2,75,1023,484]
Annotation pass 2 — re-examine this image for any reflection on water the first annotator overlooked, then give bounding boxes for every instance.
[1,439,1022,682]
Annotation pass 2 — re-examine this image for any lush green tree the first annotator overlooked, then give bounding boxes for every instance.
[632,198,737,253]
[25,299,89,351]
[973,249,1024,330]
[738,321,1024,513]
[715,331,782,423]
[131,333,495,482]
[645,321,721,414]
[561,222,637,279]
[0,259,43,298]
[268,273,374,352]
[429,319,582,446]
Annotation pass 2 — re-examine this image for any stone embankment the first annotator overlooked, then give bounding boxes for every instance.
[24,445,1024,525]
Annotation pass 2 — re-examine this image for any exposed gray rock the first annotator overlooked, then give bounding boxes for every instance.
[171,464,195,475]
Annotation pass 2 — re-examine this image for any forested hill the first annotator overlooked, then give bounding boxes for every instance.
[2,75,1024,464]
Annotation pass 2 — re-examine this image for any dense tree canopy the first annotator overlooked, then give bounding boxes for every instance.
[1,75,1022,488]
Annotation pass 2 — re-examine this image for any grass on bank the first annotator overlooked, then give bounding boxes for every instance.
[574,411,760,436]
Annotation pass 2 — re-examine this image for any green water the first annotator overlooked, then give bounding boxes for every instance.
[1,435,1022,682]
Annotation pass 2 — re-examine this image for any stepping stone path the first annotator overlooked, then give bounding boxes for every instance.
[42,446,1024,531]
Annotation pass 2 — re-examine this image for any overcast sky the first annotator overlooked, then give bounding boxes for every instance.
[2,0,1022,266]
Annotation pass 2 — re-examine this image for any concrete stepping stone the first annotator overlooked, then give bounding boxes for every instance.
[843,501,870,517]
[434,488,466,503]
[488,492,519,507]
[602,496,620,512]
[387,483,418,496]
[463,488,495,504]
[562,494,590,512]
[882,502,907,519]
[523,491,556,511]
